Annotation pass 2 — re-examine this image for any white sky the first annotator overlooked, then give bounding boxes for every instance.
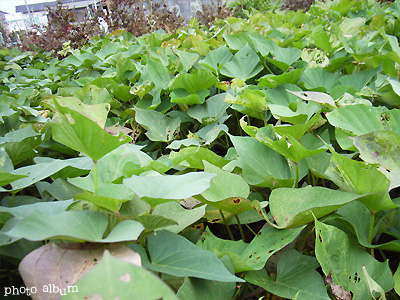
[0,0,51,14]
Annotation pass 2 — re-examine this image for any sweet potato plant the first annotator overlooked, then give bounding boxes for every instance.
[1,0,400,299]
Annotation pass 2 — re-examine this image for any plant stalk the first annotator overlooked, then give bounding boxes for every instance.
[234,215,246,242]
[312,173,317,186]
[293,161,299,188]
[369,211,375,257]
[93,160,98,195]
[10,192,16,207]
[245,224,257,236]
[219,209,235,241]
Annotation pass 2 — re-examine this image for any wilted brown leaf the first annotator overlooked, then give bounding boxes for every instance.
[19,242,141,300]
[325,270,352,300]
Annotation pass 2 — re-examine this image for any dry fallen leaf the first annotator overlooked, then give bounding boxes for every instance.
[325,270,352,300]
[19,242,141,300]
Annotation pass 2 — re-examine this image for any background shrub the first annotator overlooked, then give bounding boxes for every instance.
[229,0,277,18]
[196,0,237,26]
[104,0,183,36]
[21,0,105,56]
[281,0,316,11]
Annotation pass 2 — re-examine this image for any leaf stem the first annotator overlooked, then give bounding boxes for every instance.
[93,160,98,195]
[312,173,317,186]
[245,223,257,236]
[10,192,16,207]
[224,133,230,148]
[296,223,313,252]
[233,282,249,300]
[369,211,375,257]
[235,215,246,242]
[219,209,235,241]
[293,161,299,188]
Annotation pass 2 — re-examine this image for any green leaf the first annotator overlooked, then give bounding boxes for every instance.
[311,25,335,53]
[388,79,400,98]
[224,32,272,54]
[220,44,263,81]
[379,81,400,107]
[135,213,178,232]
[170,146,229,169]
[9,159,83,192]
[0,147,13,172]
[46,96,110,127]
[147,58,173,89]
[63,251,179,300]
[115,57,137,83]
[225,89,268,112]
[394,264,400,296]
[287,90,336,109]
[197,122,228,145]
[204,197,254,216]
[274,113,325,140]
[301,48,330,68]
[338,67,380,91]
[326,104,386,136]
[0,239,42,260]
[351,130,400,190]
[314,219,394,300]
[230,135,293,187]
[123,172,216,207]
[362,265,387,300]
[245,250,330,300]
[299,68,341,92]
[74,85,113,104]
[325,148,396,213]
[134,107,181,142]
[68,144,153,192]
[74,190,129,212]
[0,170,27,187]
[0,200,73,226]
[241,121,326,163]
[268,46,302,72]
[170,69,218,105]
[145,230,244,282]
[265,87,321,124]
[269,186,366,228]
[52,99,131,161]
[152,201,206,234]
[199,46,233,75]
[340,17,365,36]
[187,94,230,124]
[198,226,302,273]
[2,210,144,243]
[167,138,202,150]
[45,178,83,201]
[334,201,400,251]
[59,52,98,68]
[177,255,236,300]
[258,68,305,88]
[95,42,125,60]
[201,161,249,202]
[174,49,199,73]
[0,125,49,165]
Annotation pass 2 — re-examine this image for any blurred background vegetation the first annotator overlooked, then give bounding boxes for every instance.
[0,0,397,56]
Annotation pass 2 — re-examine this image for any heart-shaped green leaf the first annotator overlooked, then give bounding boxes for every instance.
[144,230,244,282]
[315,219,394,300]
[198,226,302,272]
[52,99,131,161]
[62,251,179,300]
[269,186,366,228]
